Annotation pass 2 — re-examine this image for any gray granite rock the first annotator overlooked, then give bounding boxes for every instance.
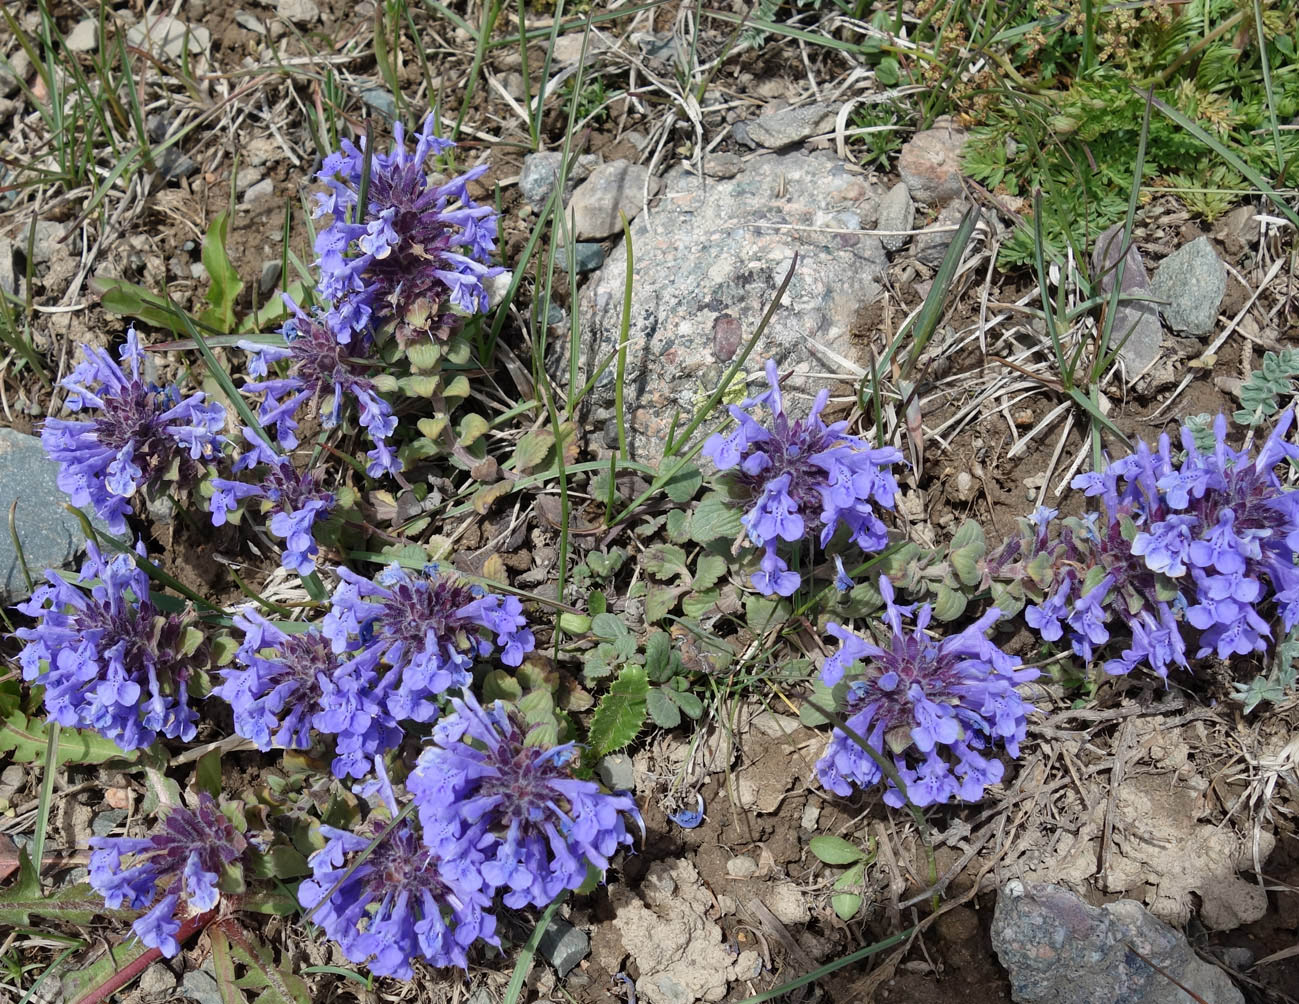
[566,161,660,240]
[898,118,968,205]
[570,151,886,461]
[992,880,1242,1004]
[518,151,600,212]
[745,103,835,149]
[538,916,589,977]
[158,148,198,180]
[29,219,63,266]
[92,809,127,837]
[555,243,604,274]
[66,19,99,52]
[0,236,18,297]
[259,259,282,295]
[1151,236,1226,335]
[596,752,635,791]
[702,152,744,179]
[0,427,107,606]
[1091,224,1162,377]
[276,0,320,24]
[1,49,30,98]
[877,181,915,252]
[126,16,211,60]
[914,199,971,267]
[180,970,224,1004]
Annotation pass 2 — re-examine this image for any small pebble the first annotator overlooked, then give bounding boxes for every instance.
[726,855,758,878]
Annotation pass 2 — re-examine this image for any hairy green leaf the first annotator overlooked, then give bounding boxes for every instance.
[586,666,648,758]
[199,212,243,334]
[0,712,136,766]
[646,687,681,729]
[809,834,865,866]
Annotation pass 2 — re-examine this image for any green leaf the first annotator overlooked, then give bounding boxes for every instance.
[689,494,743,545]
[692,554,728,592]
[665,509,690,543]
[211,922,311,1004]
[931,583,967,621]
[645,585,683,623]
[949,518,985,552]
[198,212,244,334]
[0,853,129,927]
[95,276,201,334]
[586,665,649,758]
[0,711,136,766]
[662,464,703,503]
[644,544,691,583]
[483,669,524,702]
[644,630,672,681]
[646,687,681,728]
[681,588,720,618]
[809,834,865,865]
[246,845,310,880]
[832,892,863,921]
[668,688,704,720]
[457,413,490,448]
[592,612,631,640]
[195,748,222,798]
[508,429,555,472]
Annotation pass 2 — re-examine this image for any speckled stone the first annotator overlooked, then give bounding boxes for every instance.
[570,151,886,462]
[991,881,1243,1004]
[1151,235,1226,335]
[0,427,108,605]
[1091,224,1162,377]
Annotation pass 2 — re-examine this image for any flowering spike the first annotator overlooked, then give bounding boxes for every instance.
[212,610,401,779]
[408,693,641,909]
[321,564,534,725]
[88,794,246,957]
[816,577,1037,807]
[311,115,505,344]
[703,361,901,596]
[41,327,225,533]
[1019,411,1299,677]
[14,542,205,751]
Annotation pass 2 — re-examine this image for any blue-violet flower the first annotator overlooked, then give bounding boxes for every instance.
[408,692,641,909]
[817,576,1038,807]
[212,610,401,779]
[321,563,534,724]
[88,793,245,957]
[312,115,504,343]
[41,326,225,533]
[703,360,902,597]
[14,542,205,751]
[299,769,497,976]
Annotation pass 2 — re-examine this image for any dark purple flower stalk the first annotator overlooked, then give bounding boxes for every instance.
[41,327,225,533]
[88,793,246,957]
[408,692,641,909]
[14,542,205,751]
[212,610,401,779]
[298,768,497,976]
[238,300,399,476]
[817,576,1037,807]
[321,563,534,725]
[312,115,504,344]
[703,360,902,597]
[1020,412,1299,678]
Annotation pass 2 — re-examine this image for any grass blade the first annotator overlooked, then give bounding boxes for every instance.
[502,897,565,1004]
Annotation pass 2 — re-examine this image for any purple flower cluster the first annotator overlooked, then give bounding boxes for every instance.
[299,770,498,976]
[209,435,336,575]
[41,326,225,533]
[15,542,204,751]
[238,300,400,476]
[212,610,401,779]
[1021,412,1299,678]
[817,577,1037,807]
[312,115,504,344]
[408,693,641,909]
[703,360,902,596]
[322,563,534,723]
[89,794,245,957]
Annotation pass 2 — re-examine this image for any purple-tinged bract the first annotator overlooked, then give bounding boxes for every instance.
[14,542,205,752]
[299,777,497,976]
[703,360,902,597]
[817,576,1037,807]
[312,115,504,344]
[41,327,225,533]
[321,564,534,725]
[212,610,401,779]
[88,793,246,957]
[409,693,641,909]
[1018,412,1299,678]
[238,300,399,475]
